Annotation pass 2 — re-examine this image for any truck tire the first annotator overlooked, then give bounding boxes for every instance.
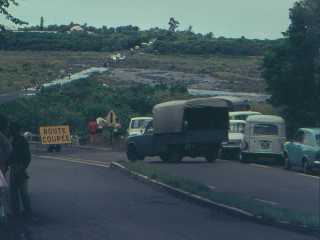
[168,147,182,163]
[206,150,218,163]
[127,145,143,162]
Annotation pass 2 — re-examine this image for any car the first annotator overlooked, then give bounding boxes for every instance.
[240,115,286,162]
[127,117,153,137]
[229,111,262,121]
[283,128,320,173]
[126,97,230,163]
[221,120,246,159]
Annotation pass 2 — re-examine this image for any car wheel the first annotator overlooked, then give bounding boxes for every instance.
[303,159,311,174]
[127,145,142,162]
[284,153,291,170]
[206,150,218,163]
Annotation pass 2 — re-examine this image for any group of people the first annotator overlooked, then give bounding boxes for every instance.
[0,114,32,218]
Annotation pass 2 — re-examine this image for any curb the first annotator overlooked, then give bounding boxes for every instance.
[111,161,319,236]
[29,142,112,152]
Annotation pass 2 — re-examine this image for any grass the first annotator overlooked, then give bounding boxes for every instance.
[0,51,109,92]
[123,161,319,229]
[0,51,264,93]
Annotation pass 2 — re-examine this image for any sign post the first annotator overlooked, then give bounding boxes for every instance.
[39,125,71,145]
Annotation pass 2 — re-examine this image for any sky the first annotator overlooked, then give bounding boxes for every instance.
[2,0,297,39]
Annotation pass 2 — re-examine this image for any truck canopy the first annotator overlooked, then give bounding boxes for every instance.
[153,98,229,134]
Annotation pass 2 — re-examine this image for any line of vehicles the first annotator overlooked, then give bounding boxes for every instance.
[126,97,320,174]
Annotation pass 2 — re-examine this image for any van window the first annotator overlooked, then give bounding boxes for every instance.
[254,124,278,136]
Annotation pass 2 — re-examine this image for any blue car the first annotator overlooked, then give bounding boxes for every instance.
[283,128,320,173]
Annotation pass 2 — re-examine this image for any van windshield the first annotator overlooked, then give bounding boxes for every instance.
[254,124,278,136]
[131,119,151,129]
[230,123,245,133]
[316,135,320,146]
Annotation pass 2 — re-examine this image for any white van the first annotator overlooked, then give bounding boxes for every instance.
[240,115,286,162]
[127,117,153,137]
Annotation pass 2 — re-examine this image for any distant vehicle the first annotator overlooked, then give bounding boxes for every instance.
[221,120,246,158]
[229,111,262,121]
[240,115,286,162]
[126,98,229,163]
[127,117,153,137]
[283,128,320,173]
[212,96,250,111]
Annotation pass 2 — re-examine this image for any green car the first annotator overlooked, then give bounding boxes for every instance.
[283,128,320,173]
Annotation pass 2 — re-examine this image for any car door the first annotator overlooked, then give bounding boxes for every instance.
[289,130,305,166]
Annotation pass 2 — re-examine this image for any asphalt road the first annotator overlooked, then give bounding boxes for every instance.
[0,150,315,240]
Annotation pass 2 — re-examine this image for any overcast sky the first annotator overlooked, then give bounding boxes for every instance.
[2,0,297,39]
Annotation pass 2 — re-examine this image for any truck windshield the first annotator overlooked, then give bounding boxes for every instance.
[254,124,278,136]
[131,119,151,129]
[230,123,245,133]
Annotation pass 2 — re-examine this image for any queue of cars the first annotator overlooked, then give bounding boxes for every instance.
[126,97,320,174]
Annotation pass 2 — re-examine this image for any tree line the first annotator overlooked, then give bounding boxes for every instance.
[0,24,281,56]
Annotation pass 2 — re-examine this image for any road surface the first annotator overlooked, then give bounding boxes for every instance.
[0,149,315,240]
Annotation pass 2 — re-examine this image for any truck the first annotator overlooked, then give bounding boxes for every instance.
[126,97,229,163]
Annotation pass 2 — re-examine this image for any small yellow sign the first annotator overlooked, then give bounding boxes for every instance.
[39,125,71,145]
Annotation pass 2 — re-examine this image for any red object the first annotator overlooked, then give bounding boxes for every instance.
[88,121,98,135]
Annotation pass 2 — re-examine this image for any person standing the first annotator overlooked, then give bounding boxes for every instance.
[88,119,98,144]
[9,122,32,217]
[0,114,11,175]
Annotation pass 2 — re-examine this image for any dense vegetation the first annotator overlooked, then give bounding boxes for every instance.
[0,78,189,136]
[263,0,320,133]
[0,24,281,56]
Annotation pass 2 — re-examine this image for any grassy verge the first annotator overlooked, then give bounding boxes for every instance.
[122,161,319,229]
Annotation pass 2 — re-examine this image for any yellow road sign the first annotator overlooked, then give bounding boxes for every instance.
[39,125,71,145]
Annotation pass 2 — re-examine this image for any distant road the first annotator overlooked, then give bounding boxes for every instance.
[1,150,312,240]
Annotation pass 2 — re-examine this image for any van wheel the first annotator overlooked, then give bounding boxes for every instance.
[127,145,143,162]
[206,150,218,163]
[303,159,311,174]
[284,153,291,170]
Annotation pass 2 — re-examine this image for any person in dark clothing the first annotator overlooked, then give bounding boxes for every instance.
[9,122,32,217]
[0,114,11,175]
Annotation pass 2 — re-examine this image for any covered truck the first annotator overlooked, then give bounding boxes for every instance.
[126,97,229,162]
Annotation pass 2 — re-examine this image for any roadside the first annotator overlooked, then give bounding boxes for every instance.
[1,154,315,240]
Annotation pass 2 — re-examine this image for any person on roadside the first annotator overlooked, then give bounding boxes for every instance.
[0,114,11,175]
[88,119,98,144]
[9,122,32,217]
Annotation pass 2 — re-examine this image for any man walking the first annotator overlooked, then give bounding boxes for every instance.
[9,122,32,217]
[0,114,11,175]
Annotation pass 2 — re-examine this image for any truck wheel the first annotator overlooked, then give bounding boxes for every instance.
[127,145,142,162]
[206,150,218,163]
[168,148,182,163]
[160,154,169,162]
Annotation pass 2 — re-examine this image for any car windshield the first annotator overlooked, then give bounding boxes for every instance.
[131,119,151,129]
[254,124,278,136]
[229,123,245,133]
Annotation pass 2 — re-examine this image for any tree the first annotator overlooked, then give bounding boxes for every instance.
[0,0,27,30]
[168,17,180,32]
[263,0,320,132]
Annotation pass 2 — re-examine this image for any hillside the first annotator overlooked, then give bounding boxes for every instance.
[0,51,264,93]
